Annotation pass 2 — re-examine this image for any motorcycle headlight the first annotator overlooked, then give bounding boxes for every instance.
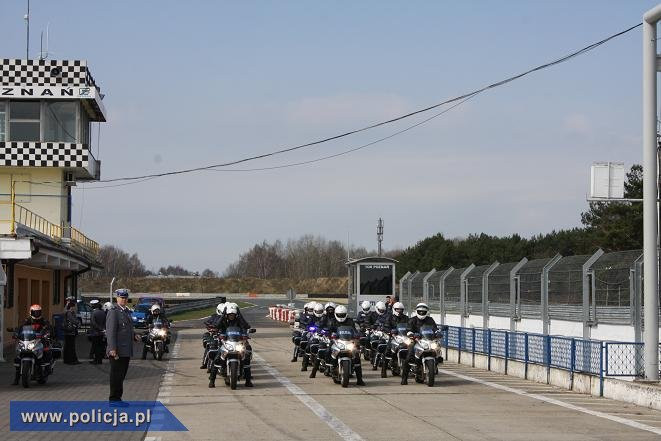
[236,343,245,352]
[345,342,355,351]
[336,342,345,350]
[431,342,439,350]
[419,341,430,350]
[26,340,37,350]
[225,343,235,351]
[18,341,26,350]
[158,330,167,337]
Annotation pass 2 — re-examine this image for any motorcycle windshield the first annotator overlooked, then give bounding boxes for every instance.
[225,326,243,342]
[420,326,435,339]
[151,319,165,329]
[337,326,354,340]
[17,325,38,340]
[396,324,408,335]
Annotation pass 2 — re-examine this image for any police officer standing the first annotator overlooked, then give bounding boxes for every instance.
[89,300,106,364]
[106,289,140,405]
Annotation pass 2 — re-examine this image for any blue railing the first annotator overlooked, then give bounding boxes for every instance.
[442,326,607,394]
[442,326,661,395]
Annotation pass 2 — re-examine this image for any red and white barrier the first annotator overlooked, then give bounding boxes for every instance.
[268,305,299,324]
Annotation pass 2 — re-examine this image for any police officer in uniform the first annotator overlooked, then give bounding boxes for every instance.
[106,289,140,405]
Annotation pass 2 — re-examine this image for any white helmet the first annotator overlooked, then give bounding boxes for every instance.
[360,300,371,313]
[103,301,113,312]
[334,305,348,323]
[324,302,336,314]
[304,302,312,312]
[150,304,161,313]
[216,303,227,315]
[393,302,405,317]
[226,303,239,316]
[313,303,325,318]
[415,303,430,320]
[375,301,386,315]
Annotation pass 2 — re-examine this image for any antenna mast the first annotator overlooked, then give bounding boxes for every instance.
[25,0,30,59]
[377,218,384,256]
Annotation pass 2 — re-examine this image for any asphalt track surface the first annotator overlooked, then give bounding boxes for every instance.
[144,299,661,441]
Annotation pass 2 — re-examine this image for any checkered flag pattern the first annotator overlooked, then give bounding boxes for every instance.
[0,142,89,167]
[0,59,96,87]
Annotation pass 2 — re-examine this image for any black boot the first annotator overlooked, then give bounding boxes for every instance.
[12,370,19,385]
[401,363,409,385]
[355,365,365,386]
[310,360,318,378]
[209,366,217,388]
[245,368,253,387]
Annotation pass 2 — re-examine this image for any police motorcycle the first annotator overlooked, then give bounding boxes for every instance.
[405,326,443,387]
[307,326,331,378]
[384,323,411,378]
[329,325,361,388]
[291,302,313,365]
[11,325,60,387]
[369,327,389,371]
[142,318,168,361]
[215,326,256,390]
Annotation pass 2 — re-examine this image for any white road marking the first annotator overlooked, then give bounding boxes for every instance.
[253,352,365,441]
[440,368,661,436]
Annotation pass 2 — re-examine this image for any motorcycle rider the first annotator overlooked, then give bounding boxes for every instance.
[356,301,372,328]
[209,303,253,388]
[12,304,54,385]
[201,302,226,369]
[384,302,408,330]
[326,305,365,386]
[372,301,390,330]
[401,303,438,385]
[318,302,337,330]
[145,304,171,353]
[291,302,315,362]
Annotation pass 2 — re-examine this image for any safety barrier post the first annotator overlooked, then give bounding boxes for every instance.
[444,328,449,361]
[458,327,462,364]
[599,341,604,397]
[504,331,509,375]
[472,328,476,367]
[524,332,529,380]
[546,335,552,385]
[604,342,609,377]
[487,329,492,371]
[570,338,576,390]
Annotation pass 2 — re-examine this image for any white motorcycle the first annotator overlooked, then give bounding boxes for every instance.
[406,326,443,387]
[12,325,60,387]
[216,326,256,390]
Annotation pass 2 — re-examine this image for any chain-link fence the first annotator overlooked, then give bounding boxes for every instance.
[401,248,646,331]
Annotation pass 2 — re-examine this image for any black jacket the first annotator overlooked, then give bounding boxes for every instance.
[146,313,169,327]
[204,313,221,328]
[407,316,438,334]
[218,315,252,334]
[90,309,107,336]
[384,313,409,332]
[326,317,360,336]
[373,312,391,330]
[21,317,53,338]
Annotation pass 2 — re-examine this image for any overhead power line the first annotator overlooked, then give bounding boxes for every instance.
[87,22,641,186]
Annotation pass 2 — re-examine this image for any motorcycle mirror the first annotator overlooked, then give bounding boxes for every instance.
[6,327,14,332]
[249,328,256,334]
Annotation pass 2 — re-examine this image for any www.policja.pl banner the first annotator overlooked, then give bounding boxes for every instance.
[10,401,187,431]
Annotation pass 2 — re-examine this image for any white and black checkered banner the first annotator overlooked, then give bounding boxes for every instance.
[0,142,89,167]
[0,59,95,87]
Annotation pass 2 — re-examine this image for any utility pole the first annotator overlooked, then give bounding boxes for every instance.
[642,4,661,381]
[377,218,384,256]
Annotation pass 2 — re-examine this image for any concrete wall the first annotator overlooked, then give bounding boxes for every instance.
[435,312,645,342]
[0,167,66,234]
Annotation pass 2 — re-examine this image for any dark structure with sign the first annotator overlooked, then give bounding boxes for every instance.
[346,256,397,316]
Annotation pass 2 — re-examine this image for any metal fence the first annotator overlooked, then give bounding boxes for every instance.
[443,324,661,396]
[400,248,647,336]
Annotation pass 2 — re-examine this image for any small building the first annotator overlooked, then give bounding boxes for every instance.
[0,59,107,352]
[346,256,397,316]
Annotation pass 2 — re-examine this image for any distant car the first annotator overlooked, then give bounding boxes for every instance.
[76,300,92,328]
[131,303,152,328]
[138,296,165,309]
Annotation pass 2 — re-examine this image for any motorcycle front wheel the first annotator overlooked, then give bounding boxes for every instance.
[341,360,351,388]
[425,359,436,387]
[229,362,238,390]
[21,360,31,388]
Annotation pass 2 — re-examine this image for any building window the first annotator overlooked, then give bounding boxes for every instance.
[0,102,6,141]
[45,101,78,143]
[9,101,41,141]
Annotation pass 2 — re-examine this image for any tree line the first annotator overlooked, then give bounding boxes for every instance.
[223,235,400,279]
